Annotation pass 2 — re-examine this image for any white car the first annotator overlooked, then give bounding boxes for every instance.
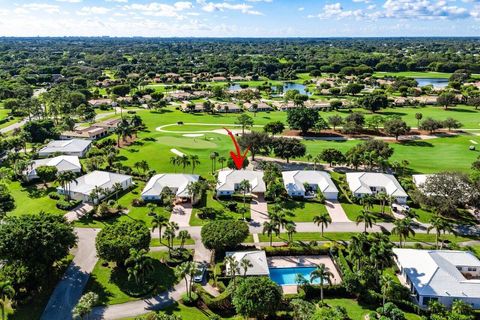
[392,203,410,213]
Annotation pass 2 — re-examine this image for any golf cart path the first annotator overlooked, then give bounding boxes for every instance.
[41,228,99,320]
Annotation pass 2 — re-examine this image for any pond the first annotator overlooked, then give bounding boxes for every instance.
[414,78,449,89]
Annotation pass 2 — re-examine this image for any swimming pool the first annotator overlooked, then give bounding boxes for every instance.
[269,267,320,285]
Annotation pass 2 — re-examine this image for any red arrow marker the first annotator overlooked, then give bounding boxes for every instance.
[225,128,250,170]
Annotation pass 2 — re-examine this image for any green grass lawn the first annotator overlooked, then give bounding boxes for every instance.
[257,231,473,244]
[373,71,451,79]
[190,191,250,226]
[324,298,422,320]
[86,251,177,306]
[7,181,64,216]
[268,199,328,222]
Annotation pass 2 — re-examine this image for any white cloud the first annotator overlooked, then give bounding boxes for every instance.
[298,7,304,11]
[197,0,263,15]
[105,0,128,3]
[123,2,193,18]
[78,6,111,15]
[56,0,83,3]
[17,3,61,14]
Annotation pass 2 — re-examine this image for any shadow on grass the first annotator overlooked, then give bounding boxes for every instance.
[22,184,57,199]
[399,140,433,147]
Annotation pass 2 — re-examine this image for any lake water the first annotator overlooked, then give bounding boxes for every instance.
[269,267,321,285]
[414,78,449,88]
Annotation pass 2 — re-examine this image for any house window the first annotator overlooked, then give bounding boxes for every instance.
[468,267,477,272]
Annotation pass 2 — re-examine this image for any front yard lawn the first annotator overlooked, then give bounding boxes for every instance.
[190,191,250,226]
[268,198,328,222]
[86,251,177,306]
[8,181,64,216]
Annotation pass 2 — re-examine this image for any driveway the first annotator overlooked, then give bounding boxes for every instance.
[64,203,93,222]
[325,200,351,222]
[169,204,192,227]
[250,195,269,227]
[41,228,99,320]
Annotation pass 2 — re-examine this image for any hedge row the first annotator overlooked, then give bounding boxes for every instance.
[195,285,234,314]
[264,245,331,256]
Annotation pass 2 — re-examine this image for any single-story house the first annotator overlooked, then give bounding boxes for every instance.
[282,170,339,200]
[216,170,266,197]
[393,249,480,309]
[38,139,92,158]
[23,156,81,182]
[181,102,204,113]
[244,101,273,112]
[57,170,133,203]
[60,119,121,140]
[88,98,114,107]
[215,103,243,113]
[141,173,200,202]
[345,172,408,204]
[225,251,270,276]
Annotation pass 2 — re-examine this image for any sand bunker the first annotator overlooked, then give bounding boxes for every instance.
[183,133,205,137]
[170,148,186,157]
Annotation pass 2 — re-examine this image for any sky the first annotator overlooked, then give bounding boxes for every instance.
[1,0,480,37]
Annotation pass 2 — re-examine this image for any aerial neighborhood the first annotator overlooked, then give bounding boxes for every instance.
[0,37,480,320]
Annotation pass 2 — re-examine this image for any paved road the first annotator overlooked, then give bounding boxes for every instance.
[0,118,28,134]
[41,228,99,320]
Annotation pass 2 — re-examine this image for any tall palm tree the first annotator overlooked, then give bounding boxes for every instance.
[112,182,123,202]
[224,256,240,287]
[125,248,155,285]
[380,274,395,312]
[348,233,368,271]
[355,209,377,233]
[163,222,179,257]
[209,152,219,173]
[310,264,333,303]
[186,181,203,204]
[189,155,200,173]
[360,194,375,212]
[177,230,191,249]
[285,222,297,243]
[175,261,196,298]
[376,192,389,214]
[218,156,227,170]
[392,218,416,248]
[89,186,105,205]
[238,179,251,209]
[151,211,169,245]
[427,215,455,249]
[240,257,253,277]
[313,212,332,237]
[170,156,180,173]
[57,171,77,201]
[179,155,191,173]
[0,281,14,320]
[263,221,280,246]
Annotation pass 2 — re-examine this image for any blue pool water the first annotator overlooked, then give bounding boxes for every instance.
[269,267,320,285]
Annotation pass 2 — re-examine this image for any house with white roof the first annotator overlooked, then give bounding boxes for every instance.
[216,170,266,197]
[225,250,270,276]
[141,174,200,203]
[346,172,408,204]
[38,139,92,158]
[57,170,133,203]
[23,156,81,182]
[393,249,480,309]
[282,170,338,200]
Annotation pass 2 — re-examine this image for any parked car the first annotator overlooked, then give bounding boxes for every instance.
[193,263,207,283]
[392,203,410,213]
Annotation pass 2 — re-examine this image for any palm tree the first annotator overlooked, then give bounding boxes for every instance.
[313,154,321,171]
[179,155,191,173]
[218,156,226,170]
[151,212,169,244]
[0,281,14,320]
[186,181,203,204]
[263,221,280,246]
[177,230,191,249]
[355,209,377,233]
[170,156,180,173]
[392,218,416,248]
[112,182,123,202]
[125,248,155,285]
[224,256,240,287]
[57,171,77,201]
[313,212,332,237]
[285,222,297,243]
[348,233,368,271]
[240,257,253,277]
[138,160,149,173]
[380,274,394,310]
[427,215,455,249]
[175,261,196,299]
[376,192,389,214]
[189,155,200,173]
[163,222,179,257]
[238,179,251,209]
[310,264,333,303]
[89,186,105,205]
[360,194,375,212]
[209,152,219,173]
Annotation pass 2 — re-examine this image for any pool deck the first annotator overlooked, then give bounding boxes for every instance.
[267,255,342,291]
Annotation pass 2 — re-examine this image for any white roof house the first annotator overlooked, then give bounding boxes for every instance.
[24,156,81,181]
[346,172,408,204]
[216,170,266,196]
[57,170,133,203]
[282,170,339,200]
[394,249,480,309]
[225,251,270,276]
[141,174,199,201]
[38,139,92,158]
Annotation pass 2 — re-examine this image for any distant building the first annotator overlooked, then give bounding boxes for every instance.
[216,170,266,196]
[282,170,338,200]
[57,170,133,203]
[215,103,242,113]
[23,156,81,181]
[38,139,92,158]
[345,172,408,204]
[141,174,200,202]
[60,119,120,140]
[394,249,480,309]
